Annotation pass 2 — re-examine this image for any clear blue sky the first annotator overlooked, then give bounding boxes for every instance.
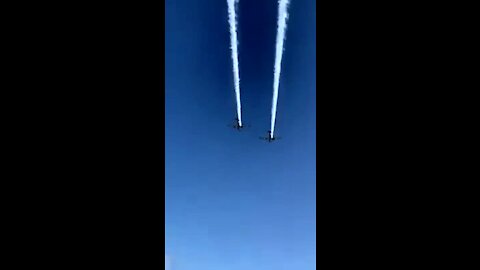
[166,0,316,269]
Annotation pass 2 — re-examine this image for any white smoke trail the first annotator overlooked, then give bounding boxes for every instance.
[271,0,289,137]
[227,0,242,126]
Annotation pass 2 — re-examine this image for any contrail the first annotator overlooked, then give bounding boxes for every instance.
[271,0,289,137]
[227,0,242,126]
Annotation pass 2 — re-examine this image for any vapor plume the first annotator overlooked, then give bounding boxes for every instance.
[227,0,242,126]
[270,0,289,137]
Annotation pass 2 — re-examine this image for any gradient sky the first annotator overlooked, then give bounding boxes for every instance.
[166,0,316,269]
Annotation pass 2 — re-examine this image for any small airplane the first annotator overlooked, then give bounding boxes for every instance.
[259,131,281,142]
[227,118,250,131]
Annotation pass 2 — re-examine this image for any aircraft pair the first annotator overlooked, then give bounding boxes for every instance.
[228,118,281,143]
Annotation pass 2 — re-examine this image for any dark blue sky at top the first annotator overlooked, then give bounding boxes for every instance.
[166,0,316,269]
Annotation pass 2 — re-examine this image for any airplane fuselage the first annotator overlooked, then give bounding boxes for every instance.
[264,131,275,142]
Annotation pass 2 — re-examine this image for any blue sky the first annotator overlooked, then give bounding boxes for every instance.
[166,0,316,269]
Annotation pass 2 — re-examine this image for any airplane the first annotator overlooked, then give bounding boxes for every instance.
[227,118,250,131]
[259,131,281,142]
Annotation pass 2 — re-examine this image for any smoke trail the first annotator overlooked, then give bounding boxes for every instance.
[271,0,289,137]
[227,0,242,126]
